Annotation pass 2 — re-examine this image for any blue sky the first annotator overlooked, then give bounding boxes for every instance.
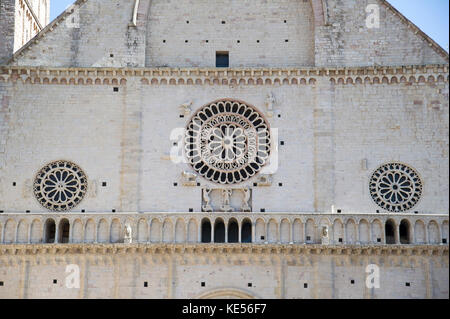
[51,0,449,51]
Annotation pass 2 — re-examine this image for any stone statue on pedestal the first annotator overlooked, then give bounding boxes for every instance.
[124,223,132,244]
[321,226,329,245]
[220,189,234,212]
[202,188,213,212]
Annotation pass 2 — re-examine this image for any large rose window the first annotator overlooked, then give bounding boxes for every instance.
[369,163,423,212]
[33,160,88,211]
[185,100,271,184]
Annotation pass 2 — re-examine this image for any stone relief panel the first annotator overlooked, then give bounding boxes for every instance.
[202,188,252,212]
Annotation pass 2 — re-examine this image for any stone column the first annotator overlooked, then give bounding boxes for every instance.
[395,225,400,244]
[252,222,256,243]
[54,221,59,244]
[238,224,242,243]
[224,222,228,243]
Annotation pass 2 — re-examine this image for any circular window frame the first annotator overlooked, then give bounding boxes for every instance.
[33,160,88,212]
[369,162,423,213]
[184,99,271,185]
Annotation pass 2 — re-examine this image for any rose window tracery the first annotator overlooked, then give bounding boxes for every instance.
[33,160,88,212]
[369,163,423,212]
[185,100,271,184]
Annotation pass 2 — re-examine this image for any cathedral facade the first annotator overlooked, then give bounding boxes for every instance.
[0,0,448,299]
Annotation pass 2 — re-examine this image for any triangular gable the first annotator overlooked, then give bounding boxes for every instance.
[381,0,448,62]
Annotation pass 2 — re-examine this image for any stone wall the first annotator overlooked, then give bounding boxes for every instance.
[9,0,448,68]
[0,65,448,215]
[0,0,16,64]
[315,0,448,67]
[0,243,448,299]
[0,0,49,64]
[145,0,315,68]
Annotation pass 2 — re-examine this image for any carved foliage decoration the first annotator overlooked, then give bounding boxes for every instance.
[33,160,88,212]
[185,100,271,184]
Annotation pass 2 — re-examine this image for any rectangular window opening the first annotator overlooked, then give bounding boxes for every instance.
[304,283,308,288]
[144,282,148,287]
[201,282,206,287]
[216,51,229,68]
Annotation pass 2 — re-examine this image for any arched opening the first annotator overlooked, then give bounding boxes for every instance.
[228,219,239,243]
[58,219,70,243]
[44,219,56,243]
[385,220,396,244]
[201,219,211,243]
[399,220,411,244]
[214,219,225,243]
[241,219,252,243]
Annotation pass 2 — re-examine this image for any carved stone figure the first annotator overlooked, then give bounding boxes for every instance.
[180,101,193,116]
[181,171,197,186]
[202,188,213,212]
[124,223,132,244]
[256,174,272,186]
[265,92,275,117]
[220,189,234,212]
[321,226,329,245]
[266,92,275,111]
[241,188,252,212]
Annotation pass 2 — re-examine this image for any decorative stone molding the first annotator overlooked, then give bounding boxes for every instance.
[1,212,448,246]
[181,171,198,186]
[179,101,193,116]
[0,243,447,258]
[255,174,272,186]
[0,65,447,86]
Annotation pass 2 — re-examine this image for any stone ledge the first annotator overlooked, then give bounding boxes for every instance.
[0,64,448,87]
[0,243,447,256]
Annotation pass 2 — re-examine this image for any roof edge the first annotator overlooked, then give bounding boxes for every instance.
[6,0,89,65]
[381,0,449,62]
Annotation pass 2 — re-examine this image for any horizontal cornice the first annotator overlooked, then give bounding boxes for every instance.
[0,65,448,86]
[0,243,448,257]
